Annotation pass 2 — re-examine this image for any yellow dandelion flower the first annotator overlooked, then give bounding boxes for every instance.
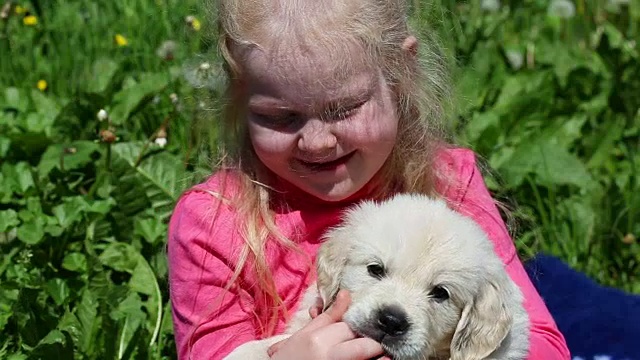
[37,80,47,91]
[15,5,27,15]
[23,15,37,26]
[185,15,201,31]
[114,34,128,47]
[192,18,201,31]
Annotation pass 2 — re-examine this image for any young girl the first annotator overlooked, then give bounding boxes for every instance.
[168,0,571,359]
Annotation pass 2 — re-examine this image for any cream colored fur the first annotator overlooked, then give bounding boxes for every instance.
[225,194,529,360]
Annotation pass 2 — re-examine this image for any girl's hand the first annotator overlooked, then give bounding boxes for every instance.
[267,290,385,360]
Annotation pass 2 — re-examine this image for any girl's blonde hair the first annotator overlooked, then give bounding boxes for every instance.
[207,0,452,337]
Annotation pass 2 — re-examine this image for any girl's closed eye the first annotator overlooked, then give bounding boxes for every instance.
[251,110,302,129]
[323,99,367,121]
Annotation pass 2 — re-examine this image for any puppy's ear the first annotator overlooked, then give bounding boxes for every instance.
[450,277,513,360]
[315,232,349,311]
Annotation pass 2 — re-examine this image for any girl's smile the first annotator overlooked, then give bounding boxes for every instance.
[243,43,399,202]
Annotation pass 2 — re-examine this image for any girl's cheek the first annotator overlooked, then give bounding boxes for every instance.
[249,126,295,155]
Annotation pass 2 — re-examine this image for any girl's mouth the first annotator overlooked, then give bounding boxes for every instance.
[299,151,356,172]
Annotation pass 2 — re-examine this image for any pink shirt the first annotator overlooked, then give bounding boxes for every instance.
[168,148,570,360]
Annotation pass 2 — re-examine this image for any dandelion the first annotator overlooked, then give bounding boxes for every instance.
[481,0,500,12]
[14,5,26,15]
[114,34,128,47]
[99,129,117,143]
[182,58,225,91]
[169,93,178,105]
[505,49,524,70]
[154,127,167,148]
[97,109,109,122]
[622,233,636,244]
[37,79,47,91]
[23,14,37,26]
[156,40,177,61]
[1,2,12,19]
[185,15,201,31]
[548,0,576,19]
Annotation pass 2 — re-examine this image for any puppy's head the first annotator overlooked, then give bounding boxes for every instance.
[317,194,518,360]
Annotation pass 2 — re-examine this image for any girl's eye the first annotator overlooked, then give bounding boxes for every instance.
[325,101,366,120]
[252,112,299,129]
[429,285,450,302]
[367,263,386,279]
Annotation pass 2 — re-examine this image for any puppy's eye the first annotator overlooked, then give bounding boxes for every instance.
[429,285,449,302]
[366,263,386,279]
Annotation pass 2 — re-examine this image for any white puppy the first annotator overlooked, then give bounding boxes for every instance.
[225,194,529,360]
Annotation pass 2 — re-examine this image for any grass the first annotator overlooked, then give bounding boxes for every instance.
[0,0,638,358]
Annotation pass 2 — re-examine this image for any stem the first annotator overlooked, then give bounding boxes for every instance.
[134,113,172,168]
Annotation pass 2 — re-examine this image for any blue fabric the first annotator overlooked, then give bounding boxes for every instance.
[524,254,640,360]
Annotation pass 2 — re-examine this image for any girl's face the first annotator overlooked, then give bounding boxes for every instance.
[243,45,399,202]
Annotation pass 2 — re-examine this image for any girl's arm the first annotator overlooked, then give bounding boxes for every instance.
[168,190,257,359]
[442,148,571,360]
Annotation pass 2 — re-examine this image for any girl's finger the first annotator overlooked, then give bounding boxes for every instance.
[299,289,351,332]
[308,296,324,319]
[331,337,386,360]
[266,339,286,357]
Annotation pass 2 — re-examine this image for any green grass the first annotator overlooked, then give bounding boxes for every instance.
[0,0,638,358]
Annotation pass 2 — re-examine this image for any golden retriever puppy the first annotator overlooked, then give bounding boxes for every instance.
[225,194,529,360]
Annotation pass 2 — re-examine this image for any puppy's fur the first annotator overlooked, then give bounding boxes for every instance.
[225,194,529,360]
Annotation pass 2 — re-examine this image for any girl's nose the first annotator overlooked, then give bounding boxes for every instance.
[297,119,337,153]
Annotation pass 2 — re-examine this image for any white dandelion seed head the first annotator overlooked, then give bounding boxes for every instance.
[97,109,108,121]
[481,0,500,12]
[156,40,177,60]
[506,49,524,70]
[154,137,167,148]
[169,93,179,105]
[548,0,576,19]
[182,57,226,92]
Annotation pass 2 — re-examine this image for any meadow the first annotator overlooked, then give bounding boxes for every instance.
[0,0,638,358]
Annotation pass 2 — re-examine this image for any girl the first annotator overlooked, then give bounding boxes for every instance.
[168,0,571,359]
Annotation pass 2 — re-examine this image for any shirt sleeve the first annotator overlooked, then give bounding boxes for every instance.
[168,189,257,360]
[443,149,571,360]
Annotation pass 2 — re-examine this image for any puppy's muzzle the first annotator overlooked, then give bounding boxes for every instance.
[376,305,410,337]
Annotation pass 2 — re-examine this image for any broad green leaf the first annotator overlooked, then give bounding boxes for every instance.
[2,162,35,195]
[52,197,89,229]
[109,73,169,124]
[38,141,101,178]
[110,292,145,360]
[61,253,88,273]
[2,87,29,113]
[0,137,9,158]
[16,216,45,245]
[133,217,166,245]
[0,209,19,232]
[31,89,62,125]
[112,142,186,221]
[45,278,70,306]
[86,58,120,94]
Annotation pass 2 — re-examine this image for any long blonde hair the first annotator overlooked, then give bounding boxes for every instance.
[207,0,452,337]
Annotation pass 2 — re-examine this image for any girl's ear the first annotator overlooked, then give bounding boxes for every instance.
[402,35,419,58]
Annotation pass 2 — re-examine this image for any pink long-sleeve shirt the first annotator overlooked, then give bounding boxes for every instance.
[168,148,571,360]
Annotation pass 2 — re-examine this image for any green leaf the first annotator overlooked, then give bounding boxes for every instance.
[87,58,121,94]
[112,142,186,221]
[38,141,101,178]
[2,87,29,113]
[2,162,35,195]
[134,217,166,245]
[52,197,89,229]
[16,216,45,245]
[109,73,169,124]
[61,252,88,273]
[0,209,19,232]
[45,278,70,306]
[0,136,10,158]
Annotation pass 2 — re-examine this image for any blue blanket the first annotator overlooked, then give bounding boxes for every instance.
[524,254,640,360]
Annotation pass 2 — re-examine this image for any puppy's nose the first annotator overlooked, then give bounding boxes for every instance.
[376,305,410,336]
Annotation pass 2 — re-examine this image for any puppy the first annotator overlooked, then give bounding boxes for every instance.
[225,194,529,360]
